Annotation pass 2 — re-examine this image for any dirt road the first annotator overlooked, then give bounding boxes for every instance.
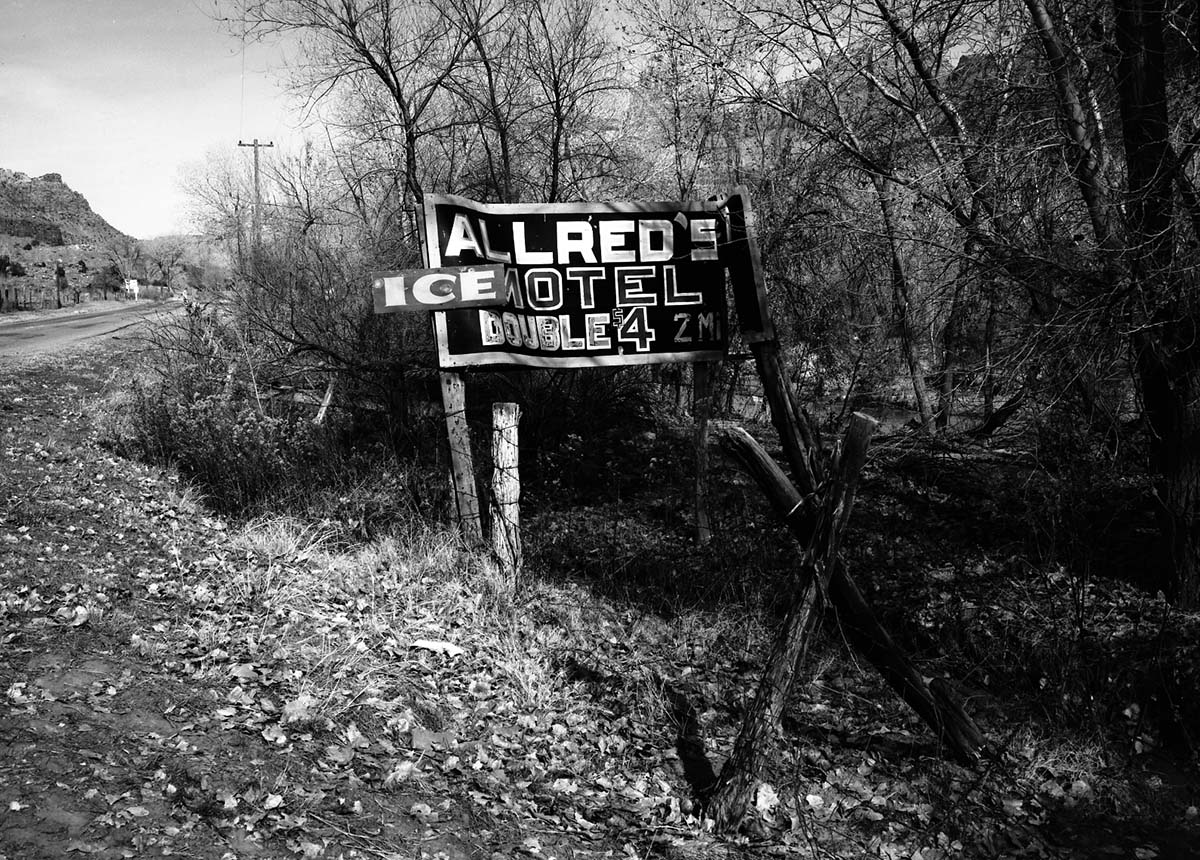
[0,302,172,358]
[1,345,430,860]
[0,341,587,860]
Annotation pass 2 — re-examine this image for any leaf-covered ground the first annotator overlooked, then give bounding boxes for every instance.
[3,337,1199,859]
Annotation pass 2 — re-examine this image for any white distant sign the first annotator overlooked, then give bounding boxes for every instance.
[124,279,140,300]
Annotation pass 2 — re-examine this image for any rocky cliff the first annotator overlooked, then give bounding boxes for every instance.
[0,169,129,245]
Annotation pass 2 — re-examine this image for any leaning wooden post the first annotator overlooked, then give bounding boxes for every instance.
[313,377,336,426]
[491,402,521,582]
[440,370,483,544]
[715,186,985,801]
[722,188,822,503]
[708,414,877,831]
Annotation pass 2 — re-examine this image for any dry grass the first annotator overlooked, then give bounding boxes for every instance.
[182,515,572,728]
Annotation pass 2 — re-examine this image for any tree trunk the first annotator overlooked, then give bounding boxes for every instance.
[937,361,954,433]
[876,176,933,430]
[1114,0,1200,606]
[1026,0,1117,251]
[693,361,713,543]
[724,361,742,415]
[936,273,968,433]
[722,189,822,500]
[982,285,998,420]
[1137,340,1200,606]
[752,338,822,501]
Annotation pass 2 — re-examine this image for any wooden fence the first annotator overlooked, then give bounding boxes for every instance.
[0,283,169,312]
[0,284,58,311]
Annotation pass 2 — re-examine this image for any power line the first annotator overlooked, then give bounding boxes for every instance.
[239,0,247,138]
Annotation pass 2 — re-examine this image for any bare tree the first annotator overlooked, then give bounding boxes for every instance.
[1106,0,1200,605]
[519,0,625,201]
[632,0,1200,596]
[144,239,187,296]
[625,0,734,199]
[105,236,143,289]
[180,147,254,272]
[232,0,480,206]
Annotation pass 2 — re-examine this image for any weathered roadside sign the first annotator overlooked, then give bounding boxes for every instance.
[418,194,728,369]
[372,264,507,313]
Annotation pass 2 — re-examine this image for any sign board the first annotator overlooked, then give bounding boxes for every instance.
[373,264,507,313]
[420,194,728,369]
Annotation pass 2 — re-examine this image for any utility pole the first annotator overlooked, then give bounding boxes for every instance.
[237,138,274,252]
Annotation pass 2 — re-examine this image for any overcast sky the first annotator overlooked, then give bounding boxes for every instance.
[0,0,301,239]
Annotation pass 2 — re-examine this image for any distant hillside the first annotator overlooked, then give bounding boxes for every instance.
[0,168,130,245]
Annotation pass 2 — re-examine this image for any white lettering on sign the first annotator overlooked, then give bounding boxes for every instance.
[690,219,719,260]
[422,194,728,369]
[411,273,457,304]
[372,264,506,313]
[556,221,598,264]
[513,222,554,265]
[476,308,726,354]
[479,221,512,263]
[614,266,658,305]
[663,266,703,305]
[505,265,702,311]
[566,268,603,309]
[479,310,617,351]
[598,220,636,263]
[525,268,563,311]
[639,220,673,263]
[444,215,483,258]
[441,214,721,265]
[460,268,501,303]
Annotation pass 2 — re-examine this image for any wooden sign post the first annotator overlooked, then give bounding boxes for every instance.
[374,192,732,560]
[439,371,483,543]
[370,257,500,545]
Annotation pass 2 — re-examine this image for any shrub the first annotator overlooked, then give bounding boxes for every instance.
[121,384,327,514]
[104,299,446,537]
[92,263,123,294]
[471,367,659,498]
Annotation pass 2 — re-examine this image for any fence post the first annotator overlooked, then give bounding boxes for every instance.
[491,402,521,583]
